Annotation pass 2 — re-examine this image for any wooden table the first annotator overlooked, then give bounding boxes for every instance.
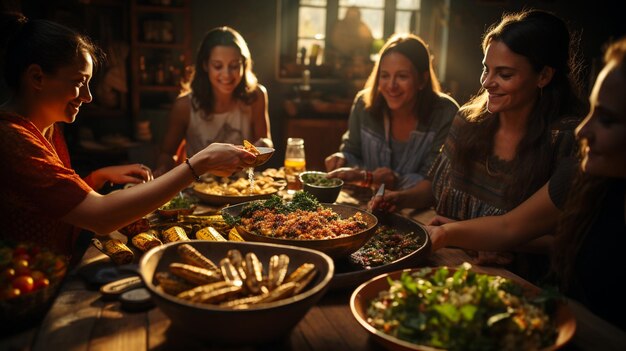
[2,189,622,350]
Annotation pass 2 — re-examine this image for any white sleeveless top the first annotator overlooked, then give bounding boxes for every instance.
[185,95,253,157]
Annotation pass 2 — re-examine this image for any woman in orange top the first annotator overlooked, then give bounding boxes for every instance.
[0,13,256,257]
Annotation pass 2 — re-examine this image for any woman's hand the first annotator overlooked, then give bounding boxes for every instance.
[325,152,346,171]
[425,215,456,251]
[326,167,364,185]
[88,164,154,190]
[428,215,455,226]
[195,143,256,178]
[368,189,400,213]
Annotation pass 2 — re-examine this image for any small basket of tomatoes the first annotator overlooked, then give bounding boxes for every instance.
[0,241,68,330]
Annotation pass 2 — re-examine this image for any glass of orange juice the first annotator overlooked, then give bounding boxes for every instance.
[284,138,306,193]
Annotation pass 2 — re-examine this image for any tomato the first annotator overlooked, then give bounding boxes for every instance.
[13,259,30,276]
[1,287,21,300]
[31,270,45,281]
[1,267,16,281]
[12,275,34,294]
[13,253,31,263]
[34,277,49,290]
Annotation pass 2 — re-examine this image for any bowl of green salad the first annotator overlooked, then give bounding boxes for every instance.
[299,171,343,204]
[157,194,197,218]
[350,263,576,351]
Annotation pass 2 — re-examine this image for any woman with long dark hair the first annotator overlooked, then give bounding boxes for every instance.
[155,26,271,175]
[426,37,626,341]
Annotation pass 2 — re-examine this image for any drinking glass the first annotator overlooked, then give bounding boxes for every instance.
[284,138,306,194]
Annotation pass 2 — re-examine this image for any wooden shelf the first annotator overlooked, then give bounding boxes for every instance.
[130,0,191,123]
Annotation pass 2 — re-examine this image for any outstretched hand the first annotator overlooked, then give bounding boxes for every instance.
[198,143,257,178]
[88,164,154,190]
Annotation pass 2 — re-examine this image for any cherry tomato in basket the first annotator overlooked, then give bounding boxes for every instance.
[31,270,44,281]
[1,286,21,300]
[13,253,31,263]
[13,259,30,276]
[1,267,16,282]
[34,277,50,290]
[12,275,34,294]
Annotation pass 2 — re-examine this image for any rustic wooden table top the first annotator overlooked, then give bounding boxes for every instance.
[3,187,621,350]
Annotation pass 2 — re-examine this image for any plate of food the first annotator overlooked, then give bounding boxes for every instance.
[221,191,378,259]
[157,194,197,218]
[331,213,430,290]
[350,263,576,351]
[192,174,286,205]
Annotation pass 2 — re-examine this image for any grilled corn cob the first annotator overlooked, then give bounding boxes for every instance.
[177,243,220,273]
[195,226,227,241]
[161,226,190,243]
[169,262,221,285]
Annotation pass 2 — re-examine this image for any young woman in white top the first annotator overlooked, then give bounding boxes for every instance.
[155,26,271,176]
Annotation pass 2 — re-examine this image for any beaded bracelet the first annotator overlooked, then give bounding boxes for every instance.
[361,170,373,188]
[185,158,201,182]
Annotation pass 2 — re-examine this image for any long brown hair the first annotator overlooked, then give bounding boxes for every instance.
[190,26,258,113]
[552,37,626,290]
[363,33,442,126]
[454,10,586,207]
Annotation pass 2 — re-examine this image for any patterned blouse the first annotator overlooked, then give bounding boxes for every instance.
[0,112,93,257]
[429,113,580,220]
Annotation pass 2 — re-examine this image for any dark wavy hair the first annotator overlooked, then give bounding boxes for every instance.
[552,37,626,291]
[190,26,258,113]
[363,33,442,126]
[1,12,103,92]
[453,9,587,206]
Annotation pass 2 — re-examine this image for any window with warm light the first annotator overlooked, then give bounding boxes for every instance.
[278,0,422,81]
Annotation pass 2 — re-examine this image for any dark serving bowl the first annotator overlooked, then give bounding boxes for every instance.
[299,171,344,203]
[222,202,378,259]
[330,213,431,290]
[137,240,334,345]
[350,267,577,351]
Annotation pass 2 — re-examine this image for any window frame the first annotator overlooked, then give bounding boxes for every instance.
[276,0,422,83]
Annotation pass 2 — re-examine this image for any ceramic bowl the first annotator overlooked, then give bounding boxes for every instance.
[350,267,577,351]
[299,171,343,203]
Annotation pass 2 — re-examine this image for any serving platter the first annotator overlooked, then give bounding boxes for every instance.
[192,175,286,206]
[221,202,378,259]
[330,213,430,290]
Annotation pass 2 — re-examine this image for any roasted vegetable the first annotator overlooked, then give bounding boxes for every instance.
[161,226,190,243]
[177,244,220,273]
